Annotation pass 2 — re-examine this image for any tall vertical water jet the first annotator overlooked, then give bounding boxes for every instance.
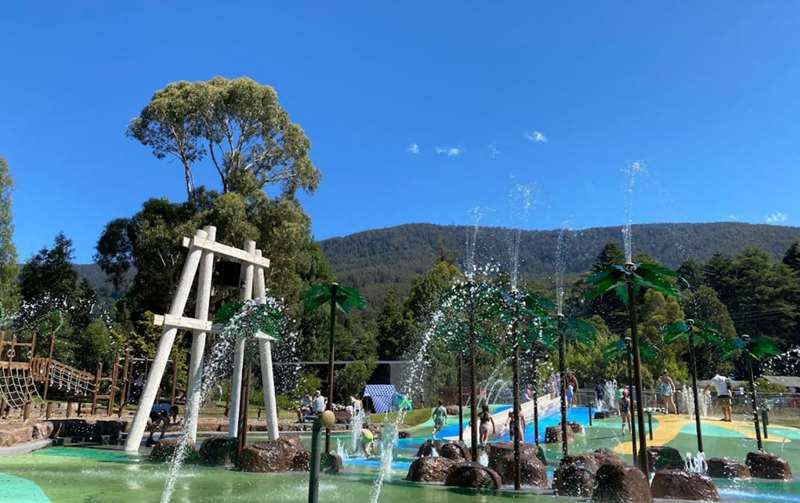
[622,161,644,264]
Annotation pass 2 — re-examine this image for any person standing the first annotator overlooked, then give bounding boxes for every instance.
[431,400,448,438]
[619,388,631,433]
[312,390,326,416]
[658,371,677,414]
[507,410,526,445]
[478,404,496,446]
[705,374,733,422]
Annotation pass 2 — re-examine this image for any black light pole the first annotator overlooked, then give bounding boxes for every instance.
[512,323,522,490]
[742,334,764,451]
[625,263,649,476]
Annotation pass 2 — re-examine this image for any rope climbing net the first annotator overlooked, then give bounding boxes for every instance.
[0,348,43,411]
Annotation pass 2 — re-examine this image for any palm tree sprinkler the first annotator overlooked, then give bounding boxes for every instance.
[722,334,779,451]
[662,318,723,453]
[498,289,554,489]
[440,279,501,462]
[587,260,679,476]
[302,282,365,452]
[541,309,597,458]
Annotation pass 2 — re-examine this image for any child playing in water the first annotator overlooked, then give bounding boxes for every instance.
[479,404,495,446]
[361,427,375,456]
[619,388,631,433]
[431,400,448,437]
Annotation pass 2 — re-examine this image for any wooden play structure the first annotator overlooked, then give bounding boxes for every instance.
[0,330,132,420]
[125,226,281,452]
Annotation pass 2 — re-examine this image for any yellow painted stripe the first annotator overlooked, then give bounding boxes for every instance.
[614,414,690,454]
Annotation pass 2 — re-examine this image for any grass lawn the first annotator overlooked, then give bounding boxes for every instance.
[366,408,432,428]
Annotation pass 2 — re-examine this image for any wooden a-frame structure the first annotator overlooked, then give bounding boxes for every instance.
[125,226,280,452]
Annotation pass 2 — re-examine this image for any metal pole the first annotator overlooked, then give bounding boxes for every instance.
[468,282,478,462]
[512,326,521,491]
[458,354,464,442]
[533,373,540,446]
[762,409,769,439]
[626,338,638,463]
[648,411,653,441]
[687,327,704,453]
[743,336,763,451]
[326,283,338,454]
[558,315,568,458]
[626,271,648,476]
[308,417,324,503]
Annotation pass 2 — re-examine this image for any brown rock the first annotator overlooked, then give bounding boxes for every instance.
[406,456,456,482]
[746,451,793,480]
[148,439,200,463]
[650,470,720,501]
[593,448,624,467]
[439,442,468,460]
[569,422,585,434]
[444,461,502,490]
[0,424,34,447]
[646,446,684,472]
[32,422,54,439]
[445,405,460,416]
[416,439,441,457]
[544,425,573,444]
[592,463,653,503]
[322,453,343,474]
[199,436,237,466]
[237,437,309,472]
[487,442,548,487]
[706,457,750,479]
[554,454,599,497]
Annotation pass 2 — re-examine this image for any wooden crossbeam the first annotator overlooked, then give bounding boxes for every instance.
[153,314,213,332]
[181,235,270,268]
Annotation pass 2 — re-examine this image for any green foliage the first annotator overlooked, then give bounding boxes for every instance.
[566,317,624,385]
[0,157,18,312]
[302,283,366,313]
[334,360,377,403]
[293,372,322,400]
[128,76,319,200]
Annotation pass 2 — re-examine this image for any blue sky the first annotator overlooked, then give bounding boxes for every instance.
[2,2,800,262]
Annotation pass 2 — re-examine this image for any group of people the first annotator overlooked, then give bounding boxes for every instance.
[295,390,328,423]
[548,371,579,407]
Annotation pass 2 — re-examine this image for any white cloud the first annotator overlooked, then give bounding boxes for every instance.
[766,211,788,225]
[487,143,500,159]
[407,143,420,155]
[727,214,739,221]
[525,130,548,143]
[435,146,463,157]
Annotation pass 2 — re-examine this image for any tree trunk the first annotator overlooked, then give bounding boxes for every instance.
[626,341,638,462]
[326,283,338,454]
[626,278,648,476]
[558,318,568,458]
[512,327,521,490]
[746,349,763,451]
[468,290,478,462]
[458,355,464,442]
[688,332,704,453]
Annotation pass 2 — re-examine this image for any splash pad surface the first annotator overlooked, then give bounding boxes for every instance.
[0,410,798,503]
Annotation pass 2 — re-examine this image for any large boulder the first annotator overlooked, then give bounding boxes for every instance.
[32,422,54,440]
[593,448,624,467]
[544,425,573,444]
[439,442,468,460]
[650,470,720,501]
[321,453,343,474]
[199,436,237,466]
[745,452,793,480]
[148,439,200,464]
[444,461,502,490]
[406,456,457,483]
[0,424,33,447]
[592,463,653,503]
[445,405,460,416]
[416,439,441,458]
[706,457,751,479]
[236,437,309,472]
[554,454,599,497]
[646,446,684,472]
[569,422,585,434]
[486,442,548,487]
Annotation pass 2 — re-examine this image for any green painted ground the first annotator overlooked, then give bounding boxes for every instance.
[0,414,797,502]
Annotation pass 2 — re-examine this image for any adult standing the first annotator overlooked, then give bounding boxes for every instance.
[658,371,677,414]
[705,374,733,422]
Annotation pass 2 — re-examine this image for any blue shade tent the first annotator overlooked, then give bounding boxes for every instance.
[362,384,396,413]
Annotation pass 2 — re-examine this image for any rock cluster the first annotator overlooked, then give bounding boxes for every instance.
[650,470,720,501]
[236,437,309,473]
[745,451,793,480]
[706,457,751,479]
[487,442,547,487]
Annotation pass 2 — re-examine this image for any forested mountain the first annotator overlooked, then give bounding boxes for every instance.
[320,222,800,305]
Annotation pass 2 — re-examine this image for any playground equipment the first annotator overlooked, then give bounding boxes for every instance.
[124,226,280,452]
[0,330,130,419]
